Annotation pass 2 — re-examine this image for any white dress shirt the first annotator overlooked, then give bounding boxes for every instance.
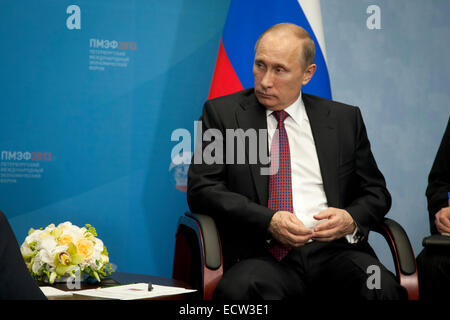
[266,93,358,243]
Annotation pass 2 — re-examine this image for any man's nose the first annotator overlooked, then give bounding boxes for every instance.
[260,70,274,89]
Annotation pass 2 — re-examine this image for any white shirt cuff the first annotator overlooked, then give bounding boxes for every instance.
[345,224,360,244]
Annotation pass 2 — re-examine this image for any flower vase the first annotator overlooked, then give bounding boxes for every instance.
[44,272,85,285]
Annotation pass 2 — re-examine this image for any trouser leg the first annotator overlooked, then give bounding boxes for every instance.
[214,240,407,300]
[417,247,450,300]
[213,255,307,300]
[306,241,407,300]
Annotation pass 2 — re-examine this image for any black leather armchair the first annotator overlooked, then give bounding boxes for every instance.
[173,212,419,300]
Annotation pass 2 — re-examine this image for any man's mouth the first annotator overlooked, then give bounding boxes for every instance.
[256,91,274,99]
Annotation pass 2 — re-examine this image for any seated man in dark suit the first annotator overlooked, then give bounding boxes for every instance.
[187,23,406,299]
[417,117,450,299]
[0,211,46,300]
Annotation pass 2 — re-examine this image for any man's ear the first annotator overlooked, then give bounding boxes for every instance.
[302,64,317,85]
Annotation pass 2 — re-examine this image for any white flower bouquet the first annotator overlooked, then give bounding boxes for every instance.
[20,222,113,284]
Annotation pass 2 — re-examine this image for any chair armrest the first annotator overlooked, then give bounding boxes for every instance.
[173,212,223,300]
[185,212,222,270]
[422,234,450,248]
[374,218,419,300]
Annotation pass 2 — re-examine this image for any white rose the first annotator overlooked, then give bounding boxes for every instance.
[36,248,53,265]
[64,225,85,243]
[93,238,103,252]
[39,236,57,253]
[44,224,56,232]
[57,222,73,230]
[20,244,33,257]
[25,229,43,246]
[31,256,43,274]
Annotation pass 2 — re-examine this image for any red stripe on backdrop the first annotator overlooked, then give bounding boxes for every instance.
[208,39,244,100]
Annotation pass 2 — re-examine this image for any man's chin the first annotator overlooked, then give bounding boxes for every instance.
[255,94,278,109]
[257,99,283,111]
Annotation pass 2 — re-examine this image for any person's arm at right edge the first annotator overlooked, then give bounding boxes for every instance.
[426,117,450,235]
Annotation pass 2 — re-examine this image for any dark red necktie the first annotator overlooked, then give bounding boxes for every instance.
[268,110,293,261]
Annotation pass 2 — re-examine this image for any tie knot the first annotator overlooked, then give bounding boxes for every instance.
[272,110,289,124]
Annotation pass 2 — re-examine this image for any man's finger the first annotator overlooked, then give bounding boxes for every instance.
[312,227,340,240]
[312,229,333,238]
[312,236,335,242]
[277,230,311,247]
[286,222,313,236]
[287,233,313,246]
[436,217,450,234]
[313,210,332,221]
[311,231,337,242]
[437,212,450,229]
[285,215,313,235]
[314,218,339,232]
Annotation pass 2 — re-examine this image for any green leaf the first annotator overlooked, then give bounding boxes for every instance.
[29,241,37,250]
[49,272,57,284]
[93,271,100,283]
[56,264,70,276]
[84,224,97,237]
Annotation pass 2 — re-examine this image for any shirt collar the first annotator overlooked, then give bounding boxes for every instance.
[266,92,307,125]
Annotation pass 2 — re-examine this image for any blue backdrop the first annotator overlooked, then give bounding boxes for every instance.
[321,0,450,271]
[0,0,230,277]
[1,0,449,278]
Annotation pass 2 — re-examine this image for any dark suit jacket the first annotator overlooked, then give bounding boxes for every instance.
[425,117,450,234]
[187,88,391,269]
[0,211,46,300]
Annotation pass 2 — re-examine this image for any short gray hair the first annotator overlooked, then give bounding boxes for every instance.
[254,23,316,66]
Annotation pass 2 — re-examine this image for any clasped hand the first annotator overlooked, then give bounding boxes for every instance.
[435,207,450,235]
[268,207,356,247]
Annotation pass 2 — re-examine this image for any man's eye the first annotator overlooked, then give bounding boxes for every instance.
[276,68,285,73]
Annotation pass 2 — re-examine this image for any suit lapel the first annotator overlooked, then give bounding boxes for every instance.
[235,93,270,206]
[233,92,340,208]
[303,94,340,208]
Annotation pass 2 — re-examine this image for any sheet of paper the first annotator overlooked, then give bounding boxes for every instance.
[73,283,196,300]
[40,286,74,297]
